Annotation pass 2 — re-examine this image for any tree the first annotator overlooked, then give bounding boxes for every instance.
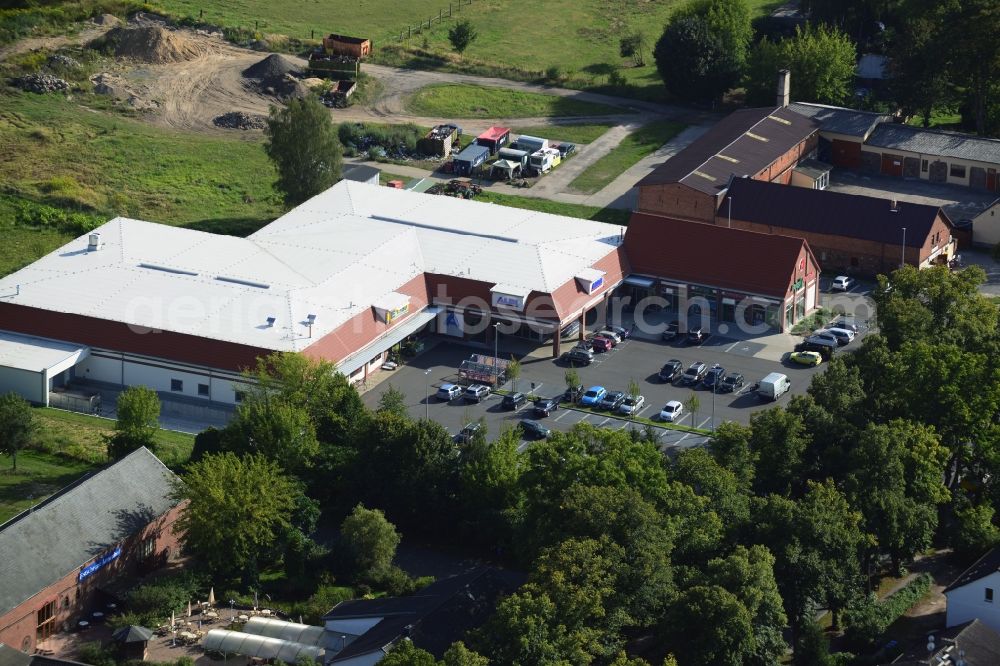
[226,398,318,474]
[173,453,297,582]
[380,640,437,666]
[744,24,856,106]
[952,498,1000,559]
[447,19,478,54]
[708,421,756,492]
[0,392,34,471]
[106,385,160,460]
[441,642,489,666]
[677,0,753,68]
[664,585,755,666]
[749,407,807,496]
[506,355,521,394]
[459,428,524,546]
[376,385,408,419]
[565,368,581,392]
[794,619,834,666]
[654,15,739,103]
[340,504,401,579]
[619,31,646,66]
[890,1,956,127]
[264,96,342,205]
[685,392,701,426]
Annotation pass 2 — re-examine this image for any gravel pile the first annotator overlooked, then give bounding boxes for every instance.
[99,25,204,64]
[242,53,297,79]
[14,74,69,93]
[213,111,268,130]
[256,73,308,100]
[47,54,81,69]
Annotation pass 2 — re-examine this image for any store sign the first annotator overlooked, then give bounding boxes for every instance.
[385,303,409,324]
[79,546,122,582]
[791,278,804,292]
[491,292,525,311]
[588,277,604,293]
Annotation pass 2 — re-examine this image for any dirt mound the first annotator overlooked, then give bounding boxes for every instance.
[213,112,268,130]
[255,73,308,100]
[101,25,204,64]
[93,14,121,27]
[242,53,297,80]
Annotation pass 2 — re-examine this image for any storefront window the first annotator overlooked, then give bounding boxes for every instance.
[795,295,806,320]
[785,303,794,326]
[720,299,736,323]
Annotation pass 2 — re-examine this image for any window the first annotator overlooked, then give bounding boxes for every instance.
[139,536,156,559]
[197,383,209,397]
[170,379,183,392]
[987,587,994,602]
[36,600,55,641]
[921,160,928,173]
[950,164,967,179]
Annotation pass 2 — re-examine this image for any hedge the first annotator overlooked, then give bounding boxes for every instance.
[843,573,932,645]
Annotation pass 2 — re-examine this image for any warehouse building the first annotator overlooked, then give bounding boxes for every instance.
[788,102,889,169]
[0,181,626,409]
[0,448,182,655]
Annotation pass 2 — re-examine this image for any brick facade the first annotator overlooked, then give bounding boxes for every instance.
[0,503,184,653]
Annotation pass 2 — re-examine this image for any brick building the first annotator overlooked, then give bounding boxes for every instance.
[0,448,182,654]
[721,177,957,275]
[636,102,818,222]
[624,213,820,332]
[788,102,889,169]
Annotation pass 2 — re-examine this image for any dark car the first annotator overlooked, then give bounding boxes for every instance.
[659,359,683,383]
[564,384,585,403]
[556,143,576,158]
[719,372,745,393]
[681,361,708,385]
[575,338,595,351]
[598,390,626,411]
[609,325,631,340]
[662,320,680,341]
[534,397,559,417]
[687,327,706,344]
[798,340,835,360]
[502,392,527,410]
[702,364,725,390]
[520,419,552,439]
[454,422,482,443]
[561,348,593,366]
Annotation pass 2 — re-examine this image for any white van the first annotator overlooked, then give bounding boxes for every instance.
[757,372,791,401]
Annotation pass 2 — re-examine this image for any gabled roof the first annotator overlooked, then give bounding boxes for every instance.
[624,213,811,298]
[325,568,523,661]
[882,620,1000,666]
[788,102,889,138]
[340,164,380,183]
[111,626,154,643]
[0,447,179,617]
[723,177,949,246]
[477,126,510,141]
[866,123,1000,166]
[945,546,1000,593]
[638,106,818,195]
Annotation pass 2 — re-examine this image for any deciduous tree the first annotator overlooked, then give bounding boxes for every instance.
[654,16,739,103]
[264,96,342,205]
[744,24,856,106]
[340,504,401,579]
[0,392,35,471]
[664,585,755,666]
[106,385,160,460]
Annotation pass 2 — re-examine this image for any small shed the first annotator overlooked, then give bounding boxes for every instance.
[322,33,371,58]
[341,164,381,185]
[453,144,490,176]
[490,159,521,181]
[791,159,832,190]
[497,147,529,169]
[476,126,511,155]
[112,625,154,661]
[418,124,462,157]
[970,198,1000,248]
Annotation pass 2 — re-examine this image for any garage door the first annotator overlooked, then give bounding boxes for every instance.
[831,140,861,168]
[881,153,904,177]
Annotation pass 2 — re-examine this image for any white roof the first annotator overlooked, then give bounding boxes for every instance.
[0,331,89,373]
[0,182,623,352]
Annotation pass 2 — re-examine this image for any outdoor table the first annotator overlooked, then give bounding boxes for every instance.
[260,609,272,617]
[237,614,249,622]
[78,621,89,630]
[106,603,117,610]
[92,612,104,618]
[204,611,218,619]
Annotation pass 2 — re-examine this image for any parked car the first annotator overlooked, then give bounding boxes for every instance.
[502,392,527,410]
[662,320,680,341]
[590,336,614,352]
[580,386,607,407]
[800,340,835,359]
[831,318,859,333]
[825,327,855,345]
[831,275,855,292]
[619,394,645,415]
[599,390,626,411]
[719,372,745,393]
[534,397,560,417]
[806,331,840,348]
[702,364,725,390]
[520,419,552,439]
[660,400,684,422]
[560,320,581,339]
[687,327,706,344]
[555,143,576,158]
[454,422,482,443]
[757,372,791,401]
[659,359,684,382]
[464,384,491,403]
[564,384,585,403]
[681,361,708,385]
[561,348,593,365]
[609,325,631,340]
[436,383,462,401]
[790,350,823,366]
[575,338,595,351]
[597,329,622,344]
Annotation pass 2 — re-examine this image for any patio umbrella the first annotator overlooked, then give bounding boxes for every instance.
[208,587,216,606]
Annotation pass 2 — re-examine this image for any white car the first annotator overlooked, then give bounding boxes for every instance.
[824,327,856,345]
[618,395,645,416]
[831,275,855,292]
[660,400,684,422]
[597,329,622,344]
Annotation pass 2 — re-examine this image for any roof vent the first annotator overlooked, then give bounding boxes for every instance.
[265,316,276,327]
[890,199,900,213]
[88,233,102,251]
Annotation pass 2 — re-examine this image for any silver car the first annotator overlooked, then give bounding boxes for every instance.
[824,327,855,345]
[618,395,645,415]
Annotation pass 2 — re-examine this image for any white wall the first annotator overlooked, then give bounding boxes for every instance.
[76,351,248,405]
[946,572,1000,634]
[973,204,1000,248]
[0,366,45,404]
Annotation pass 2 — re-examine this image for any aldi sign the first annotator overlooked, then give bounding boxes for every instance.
[491,292,525,311]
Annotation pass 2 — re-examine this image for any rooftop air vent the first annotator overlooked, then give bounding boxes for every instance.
[265,316,276,327]
[88,233,102,251]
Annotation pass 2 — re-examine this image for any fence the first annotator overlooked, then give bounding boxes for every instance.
[394,0,477,42]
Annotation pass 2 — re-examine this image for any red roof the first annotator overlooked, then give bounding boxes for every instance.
[477,126,510,142]
[624,213,812,298]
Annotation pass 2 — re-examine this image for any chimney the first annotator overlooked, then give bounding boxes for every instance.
[776,69,790,108]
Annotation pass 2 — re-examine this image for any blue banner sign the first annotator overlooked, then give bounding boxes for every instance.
[79,546,122,582]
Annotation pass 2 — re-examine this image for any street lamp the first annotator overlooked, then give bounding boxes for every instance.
[424,368,431,420]
[901,227,907,268]
[492,321,501,388]
[727,195,733,228]
[229,599,235,621]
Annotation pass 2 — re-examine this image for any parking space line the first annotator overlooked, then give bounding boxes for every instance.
[636,404,651,418]
[696,417,711,429]
[553,410,570,422]
[725,340,741,353]
[597,417,611,427]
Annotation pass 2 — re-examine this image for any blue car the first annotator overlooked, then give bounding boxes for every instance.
[579,386,607,406]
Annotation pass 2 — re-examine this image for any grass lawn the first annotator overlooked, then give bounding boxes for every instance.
[905,110,963,129]
[476,190,629,225]
[404,84,629,119]
[33,408,195,467]
[0,450,97,524]
[568,120,685,194]
[510,123,613,144]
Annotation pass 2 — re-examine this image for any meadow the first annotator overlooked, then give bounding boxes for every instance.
[569,120,685,193]
[404,83,627,118]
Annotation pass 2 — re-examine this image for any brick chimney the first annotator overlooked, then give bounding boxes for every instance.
[776,69,790,107]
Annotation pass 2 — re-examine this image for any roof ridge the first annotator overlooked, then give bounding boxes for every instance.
[680,107,775,184]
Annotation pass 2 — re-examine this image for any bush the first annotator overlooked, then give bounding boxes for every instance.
[336,122,425,159]
[287,584,355,624]
[12,198,103,235]
[843,574,932,645]
[125,572,204,627]
[77,641,115,666]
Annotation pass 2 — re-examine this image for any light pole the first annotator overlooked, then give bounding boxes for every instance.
[711,367,717,430]
[727,195,732,228]
[492,321,501,388]
[901,227,907,268]
[424,368,431,420]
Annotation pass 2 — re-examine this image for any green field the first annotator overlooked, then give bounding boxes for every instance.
[510,123,613,144]
[0,451,97,524]
[405,84,627,119]
[568,120,685,194]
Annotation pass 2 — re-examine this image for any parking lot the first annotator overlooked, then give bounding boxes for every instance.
[359,299,873,452]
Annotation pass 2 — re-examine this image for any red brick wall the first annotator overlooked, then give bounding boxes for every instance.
[0,503,184,653]
[755,134,819,184]
[550,246,630,320]
[636,183,719,222]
